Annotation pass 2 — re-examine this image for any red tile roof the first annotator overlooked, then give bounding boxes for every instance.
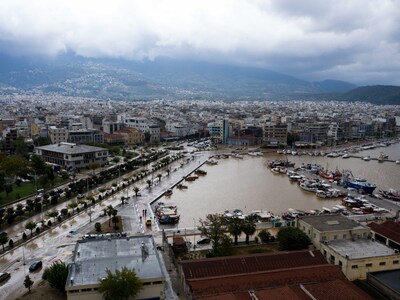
[180,250,326,280]
[303,279,374,300]
[188,265,345,298]
[369,221,400,244]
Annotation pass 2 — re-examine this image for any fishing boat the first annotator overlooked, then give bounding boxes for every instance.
[194,169,207,175]
[342,153,350,159]
[158,214,180,224]
[164,189,173,196]
[347,179,376,194]
[177,183,188,189]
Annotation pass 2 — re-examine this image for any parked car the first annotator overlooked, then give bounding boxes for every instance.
[196,238,211,244]
[77,194,85,199]
[0,272,10,283]
[29,261,42,272]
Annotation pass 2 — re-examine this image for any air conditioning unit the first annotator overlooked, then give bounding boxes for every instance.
[324,240,330,245]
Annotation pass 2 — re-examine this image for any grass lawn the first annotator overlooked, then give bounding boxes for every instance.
[0,177,68,206]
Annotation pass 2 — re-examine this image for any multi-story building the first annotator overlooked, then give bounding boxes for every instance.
[297,215,370,249]
[48,126,68,144]
[117,128,144,145]
[369,221,400,250]
[68,129,104,145]
[320,238,400,280]
[35,142,108,169]
[102,119,124,134]
[66,235,165,300]
[208,119,229,144]
[263,122,287,147]
[121,116,160,143]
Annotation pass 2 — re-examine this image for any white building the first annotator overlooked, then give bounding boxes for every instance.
[66,235,165,300]
[48,126,68,144]
[35,142,108,169]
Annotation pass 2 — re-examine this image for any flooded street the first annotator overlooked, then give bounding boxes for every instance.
[159,142,400,228]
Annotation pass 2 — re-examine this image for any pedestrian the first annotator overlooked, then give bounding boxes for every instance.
[140,216,142,222]
[145,209,147,216]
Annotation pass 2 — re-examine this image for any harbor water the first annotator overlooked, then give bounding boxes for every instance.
[158,142,400,228]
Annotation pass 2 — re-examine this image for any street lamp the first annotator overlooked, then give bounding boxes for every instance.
[193,218,196,249]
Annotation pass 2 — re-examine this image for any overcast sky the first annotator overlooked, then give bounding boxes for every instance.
[0,0,399,85]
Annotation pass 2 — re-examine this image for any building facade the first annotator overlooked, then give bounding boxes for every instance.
[297,215,370,249]
[35,142,108,169]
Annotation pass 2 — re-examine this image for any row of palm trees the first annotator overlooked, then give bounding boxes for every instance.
[227,216,257,245]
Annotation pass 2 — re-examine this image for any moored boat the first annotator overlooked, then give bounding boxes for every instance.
[347,180,376,194]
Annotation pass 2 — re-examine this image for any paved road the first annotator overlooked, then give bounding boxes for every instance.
[0,152,209,300]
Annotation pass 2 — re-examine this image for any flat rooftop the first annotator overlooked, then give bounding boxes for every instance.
[299,215,366,232]
[328,238,397,259]
[66,235,164,288]
[369,269,400,294]
[36,143,107,154]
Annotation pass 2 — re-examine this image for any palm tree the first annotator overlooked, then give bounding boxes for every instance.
[146,180,152,189]
[228,217,244,246]
[107,205,118,226]
[242,217,256,245]
[133,186,140,197]
[98,267,142,300]
[157,174,162,182]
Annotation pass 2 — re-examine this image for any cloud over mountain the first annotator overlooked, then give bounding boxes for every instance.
[0,0,399,85]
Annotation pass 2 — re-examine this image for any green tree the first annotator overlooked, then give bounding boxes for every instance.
[48,211,59,222]
[146,180,152,189]
[242,217,257,245]
[107,205,115,226]
[30,154,47,175]
[95,222,102,232]
[258,230,271,243]
[25,221,37,238]
[198,214,230,255]
[4,184,13,197]
[38,174,49,190]
[133,186,140,197]
[42,261,69,292]
[34,136,52,147]
[68,202,78,214]
[14,137,28,157]
[227,217,244,246]
[24,275,34,293]
[0,171,6,193]
[0,155,27,178]
[277,227,311,250]
[98,267,143,300]
[0,232,8,251]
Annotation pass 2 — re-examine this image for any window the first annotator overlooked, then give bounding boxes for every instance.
[343,234,347,239]
[379,262,386,266]
[339,260,343,266]
[153,281,163,285]
[308,230,310,234]
[394,260,399,265]
[366,263,372,268]
[314,233,316,238]
[81,288,92,292]
[351,265,358,269]
[333,235,337,240]
[143,282,151,286]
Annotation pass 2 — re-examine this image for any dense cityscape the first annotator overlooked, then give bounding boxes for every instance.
[0,90,399,299]
[1,1,400,299]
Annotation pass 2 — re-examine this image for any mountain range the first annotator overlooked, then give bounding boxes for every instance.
[0,54,398,105]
